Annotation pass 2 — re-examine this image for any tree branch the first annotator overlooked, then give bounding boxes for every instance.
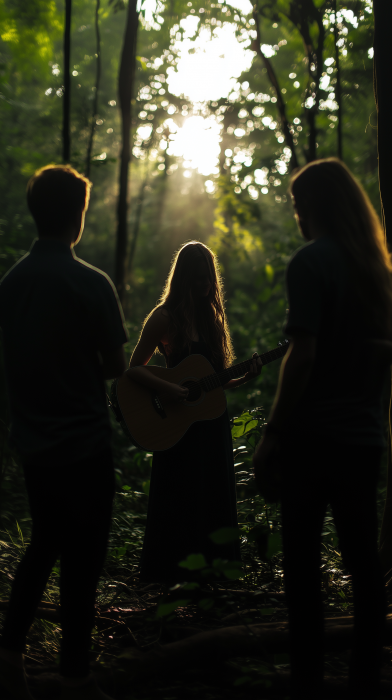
[252,4,299,171]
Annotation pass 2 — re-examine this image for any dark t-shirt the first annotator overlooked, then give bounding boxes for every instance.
[0,239,128,464]
[285,235,388,446]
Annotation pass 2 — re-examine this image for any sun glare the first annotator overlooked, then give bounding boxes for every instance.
[164,15,255,177]
[166,115,221,176]
[167,21,254,103]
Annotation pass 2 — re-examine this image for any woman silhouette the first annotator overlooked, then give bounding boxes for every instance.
[129,241,261,582]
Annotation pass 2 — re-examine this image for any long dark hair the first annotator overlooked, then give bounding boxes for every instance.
[290,158,392,339]
[147,241,234,368]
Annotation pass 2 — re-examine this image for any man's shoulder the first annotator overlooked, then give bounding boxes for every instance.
[0,252,31,289]
[72,256,117,294]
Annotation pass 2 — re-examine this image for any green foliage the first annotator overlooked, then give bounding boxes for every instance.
[178,553,207,570]
[231,411,259,439]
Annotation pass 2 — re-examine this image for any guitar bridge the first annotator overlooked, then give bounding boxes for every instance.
[151,392,167,419]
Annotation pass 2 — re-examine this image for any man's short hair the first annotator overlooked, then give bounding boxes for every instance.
[27,165,92,237]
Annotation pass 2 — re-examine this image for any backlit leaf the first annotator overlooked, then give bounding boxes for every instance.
[178,553,207,570]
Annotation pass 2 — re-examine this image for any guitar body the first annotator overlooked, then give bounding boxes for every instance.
[112,354,227,452]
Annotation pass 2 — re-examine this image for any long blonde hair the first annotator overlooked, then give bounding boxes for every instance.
[149,241,234,368]
[290,158,392,339]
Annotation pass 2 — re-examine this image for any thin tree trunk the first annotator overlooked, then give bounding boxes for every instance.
[333,0,343,160]
[252,6,299,171]
[85,0,101,178]
[63,0,72,162]
[115,0,139,303]
[373,0,392,574]
[128,171,149,277]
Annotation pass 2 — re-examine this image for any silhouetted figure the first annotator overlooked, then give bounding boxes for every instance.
[0,165,127,700]
[128,242,261,581]
[254,158,390,700]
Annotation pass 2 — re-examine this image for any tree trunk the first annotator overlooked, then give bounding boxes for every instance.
[128,170,149,277]
[333,0,343,160]
[374,0,392,574]
[85,0,101,179]
[115,0,139,304]
[63,0,72,162]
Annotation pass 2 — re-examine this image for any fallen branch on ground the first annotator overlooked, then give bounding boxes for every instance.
[119,615,392,679]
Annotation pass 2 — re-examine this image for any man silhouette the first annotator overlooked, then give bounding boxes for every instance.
[0,165,127,700]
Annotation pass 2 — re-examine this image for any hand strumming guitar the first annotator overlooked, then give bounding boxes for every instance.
[158,381,189,403]
[127,367,189,403]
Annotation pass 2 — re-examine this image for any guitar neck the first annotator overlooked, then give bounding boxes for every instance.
[199,341,289,392]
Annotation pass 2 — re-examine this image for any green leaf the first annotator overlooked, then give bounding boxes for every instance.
[224,567,242,580]
[198,597,214,610]
[181,581,200,591]
[211,558,242,580]
[156,599,190,618]
[246,432,259,449]
[231,411,258,439]
[248,526,282,561]
[209,527,240,544]
[136,55,147,70]
[142,480,150,496]
[122,485,131,491]
[178,553,207,570]
[265,263,274,282]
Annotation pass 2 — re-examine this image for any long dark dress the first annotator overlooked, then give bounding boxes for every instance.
[139,340,240,582]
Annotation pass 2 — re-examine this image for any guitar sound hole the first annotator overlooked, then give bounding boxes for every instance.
[182,381,201,403]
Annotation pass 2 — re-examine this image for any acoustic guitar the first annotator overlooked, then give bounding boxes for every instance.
[110,340,289,452]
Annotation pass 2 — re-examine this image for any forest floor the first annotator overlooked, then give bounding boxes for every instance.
[2,565,392,700]
[1,412,392,699]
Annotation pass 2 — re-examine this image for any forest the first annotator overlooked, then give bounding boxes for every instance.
[1,0,392,698]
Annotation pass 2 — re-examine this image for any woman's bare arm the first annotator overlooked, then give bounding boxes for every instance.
[128,309,188,401]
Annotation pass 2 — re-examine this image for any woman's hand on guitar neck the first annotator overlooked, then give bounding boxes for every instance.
[224,352,262,390]
[243,352,262,382]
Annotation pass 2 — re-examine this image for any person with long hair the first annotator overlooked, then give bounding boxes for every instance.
[129,241,261,582]
[253,158,391,700]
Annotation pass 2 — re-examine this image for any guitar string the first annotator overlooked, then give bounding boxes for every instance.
[187,342,289,397]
